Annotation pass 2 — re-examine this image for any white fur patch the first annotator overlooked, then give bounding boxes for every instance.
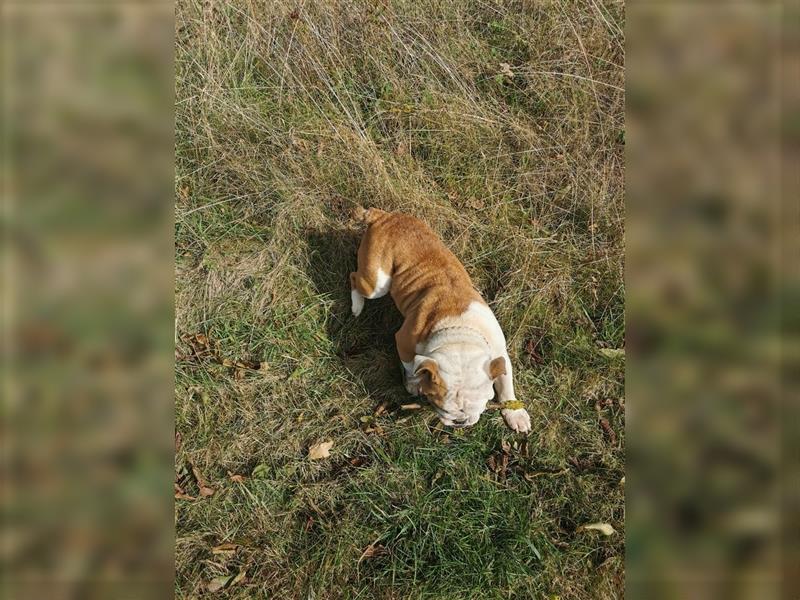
[425,301,506,354]
[366,268,391,299]
[351,289,365,316]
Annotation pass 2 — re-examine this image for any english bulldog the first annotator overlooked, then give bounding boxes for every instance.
[350,207,531,433]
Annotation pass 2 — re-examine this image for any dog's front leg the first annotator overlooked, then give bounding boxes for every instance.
[494,354,531,433]
[400,361,421,396]
[396,320,421,396]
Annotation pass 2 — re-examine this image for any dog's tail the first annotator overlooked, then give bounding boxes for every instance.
[351,205,384,226]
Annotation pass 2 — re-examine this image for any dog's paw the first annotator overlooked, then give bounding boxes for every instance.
[351,289,364,317]
[502,408,531,433]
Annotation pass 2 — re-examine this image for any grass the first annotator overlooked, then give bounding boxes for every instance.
[174,0,625,597]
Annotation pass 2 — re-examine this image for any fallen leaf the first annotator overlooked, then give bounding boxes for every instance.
[499,62,515,78]
[569,456,594,472]
[467,197,485,210]
[231,569,247,586]
[175,431,182,452]
[227,471,247,483]
[358,542,389,563]
[211,543,238,555]
[190,462,216,497]
[598,417,617,444]
[578,522,616,536]
[182,332,217,361]
[207,575,234,592]
[599,347,625,359]
[308,440,334,460]
[524,336,544,364]
[487,450,510,479]
[174,483,196,501]
[236,360,260,370]
[349,457,366,467]
[595,398,614,411]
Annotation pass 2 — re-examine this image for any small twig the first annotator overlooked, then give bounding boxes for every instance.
[400,403,422,410]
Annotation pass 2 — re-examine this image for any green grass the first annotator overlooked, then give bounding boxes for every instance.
[175,0,624,597]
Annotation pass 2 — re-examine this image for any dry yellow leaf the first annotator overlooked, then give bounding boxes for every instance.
[231,569,247,586]
[211,543,238,555]
[599,348,625,359]
[578,522,616,536]
[308,440,334,460]
[207,574,233,592]
[499,62,515,78]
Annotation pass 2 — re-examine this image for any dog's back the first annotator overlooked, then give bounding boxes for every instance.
[355,208,481,322]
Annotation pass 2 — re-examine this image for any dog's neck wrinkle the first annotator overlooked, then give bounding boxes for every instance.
[426,325,490,352]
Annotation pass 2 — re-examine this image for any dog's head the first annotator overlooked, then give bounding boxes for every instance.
[413,343,506,428]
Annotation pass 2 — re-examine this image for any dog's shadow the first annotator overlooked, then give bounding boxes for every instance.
[304,227,408,406]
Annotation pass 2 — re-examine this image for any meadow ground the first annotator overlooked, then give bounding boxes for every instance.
[175,0,625,597]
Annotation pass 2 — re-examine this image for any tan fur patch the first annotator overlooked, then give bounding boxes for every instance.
[488,356,507,380]
[415,359,448,405]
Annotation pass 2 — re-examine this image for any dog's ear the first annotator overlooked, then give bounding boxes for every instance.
[415,359,446,399]
[486,356,507,380]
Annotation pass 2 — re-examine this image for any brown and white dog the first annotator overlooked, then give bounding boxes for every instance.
[350,207,531,433]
